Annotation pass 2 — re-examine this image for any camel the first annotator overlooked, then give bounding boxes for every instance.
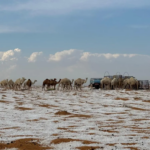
[129,77,138,90]
[0,80,4,87]
[111,78,118,89]
[48,78,56,89]
[50,79,61,90]
[32,80,37,86]
[74,78,88,90]
[42,78,61,91]
[117,77,129,89]
[24,80,37,89]
[101,77,111,90]
[123,77,138,90]
[26,79,32,90]
[14,77,26,90]
[111,77,125,89]
[42,79,49,90]
[0,79,9,88]
[57,78,74,90]
[30,80,37,89]
[123,78,130,89]
[68,79,74,90]
[8,79,15,89]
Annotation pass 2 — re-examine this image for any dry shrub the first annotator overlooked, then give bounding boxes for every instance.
[76,146,101,150]
[0,138,52,150]
[114,97,129,101]
[50,138,98,145]
[55,111,71,115]
[15,107,33,111]
[134,97,141,100]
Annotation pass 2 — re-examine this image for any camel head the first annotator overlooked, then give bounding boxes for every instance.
[21,78,26,82]
[84,78,88,83]
[21,77,26,84]
[55,79,61,84]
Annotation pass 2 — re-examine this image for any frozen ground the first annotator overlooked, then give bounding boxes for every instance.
[0,87,150,150]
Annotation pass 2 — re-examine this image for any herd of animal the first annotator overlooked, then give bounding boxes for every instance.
[0,76,140,91]
[0,77,88,91]
[101,76,139,90]
[0,78,37,90]
[42,78,88,90]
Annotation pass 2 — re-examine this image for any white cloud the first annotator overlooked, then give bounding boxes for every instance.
[49,49,75,61]
[103,53,120,59]
[80,52,138,61]
[0,48,21,61]
[0,50,14,61]
[14,48,21,52]
[28,52,43,62]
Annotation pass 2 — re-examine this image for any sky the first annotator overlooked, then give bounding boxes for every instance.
[0,0,150,84]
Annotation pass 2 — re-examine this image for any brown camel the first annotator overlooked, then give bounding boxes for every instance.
[26,79,32,90]
[50,79,61,90]
[42,79,49,91]
[42,78,61,90]
[47,78,57,89]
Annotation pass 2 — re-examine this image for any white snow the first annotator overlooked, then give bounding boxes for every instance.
[0,87,150,149]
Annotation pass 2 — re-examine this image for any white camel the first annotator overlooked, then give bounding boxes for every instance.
[0,79,9,88]
[74,78,88,90]
[8,79,15,89]
[111,78,118,89]
[101,77,111,90]
[14,77,26,90]
[123,77,138,90]
[57,78,74,90]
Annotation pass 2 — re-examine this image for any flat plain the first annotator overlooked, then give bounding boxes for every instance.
[0,87,150,150]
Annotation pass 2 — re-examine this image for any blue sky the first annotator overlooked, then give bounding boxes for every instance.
[0,0,150,55]
[0,0,150,82]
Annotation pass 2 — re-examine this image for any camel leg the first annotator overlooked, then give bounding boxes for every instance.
[57,84,59,90]
[42,85,45,91]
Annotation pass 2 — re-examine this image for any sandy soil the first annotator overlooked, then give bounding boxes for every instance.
[0,87,150,150]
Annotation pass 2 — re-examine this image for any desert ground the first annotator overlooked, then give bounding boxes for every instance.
[0,87,150,150]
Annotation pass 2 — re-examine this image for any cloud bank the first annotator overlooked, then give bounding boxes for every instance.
[0,48,150,85]
[0,48,21,61]
[28,52,43,62]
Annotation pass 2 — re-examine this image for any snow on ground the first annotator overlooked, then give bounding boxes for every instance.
[0,87,150,150]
